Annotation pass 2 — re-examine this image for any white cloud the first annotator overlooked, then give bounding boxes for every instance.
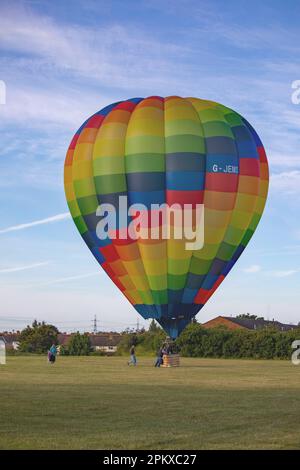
[268,152,300,168]
[242,265,299,277]
[267,269,299,278]
[1,85,102,129]
[243,265,262,273]
[270,171,300,194]
[0,5,194,131]
[0,213,71,234]
[37,272,100,286]
[0,261,50,274]
[251,245,300,257]
[0,5,189,89]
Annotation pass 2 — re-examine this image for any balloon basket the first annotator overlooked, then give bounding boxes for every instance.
[162,353,180,367]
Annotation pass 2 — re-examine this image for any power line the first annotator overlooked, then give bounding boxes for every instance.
[93,314,98,334]
[0,318,138,326]
[0,315,149,332]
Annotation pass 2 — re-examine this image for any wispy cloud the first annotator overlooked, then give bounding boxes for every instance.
[0,5,189,91]
[250,245,300,257]
[242,265,299,278]
[243,265,262,273]
[0,261,50,274]
[0,5,195,133]
[37,272,100,286]
[0,85,103,129]
[270,171,300,195]
[266,269,299,278]
[0,213,71,234]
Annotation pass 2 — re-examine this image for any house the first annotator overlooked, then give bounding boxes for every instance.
[57,332,122,355]
[89,333,121,354]
[202,316,299,332]
[57,333,70,347]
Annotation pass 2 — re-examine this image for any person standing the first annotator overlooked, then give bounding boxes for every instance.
[128,344,137,366]
[154,347,164,367]
[48,344,57,364]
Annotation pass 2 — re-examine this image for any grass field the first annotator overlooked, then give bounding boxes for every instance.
[0,356,300,449]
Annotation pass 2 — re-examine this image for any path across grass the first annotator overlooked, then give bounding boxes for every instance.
[0,356,300,449]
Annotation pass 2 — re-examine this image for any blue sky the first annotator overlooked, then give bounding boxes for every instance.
[0,0,300,332]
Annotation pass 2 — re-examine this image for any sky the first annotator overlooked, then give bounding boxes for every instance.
[0,0,300,332]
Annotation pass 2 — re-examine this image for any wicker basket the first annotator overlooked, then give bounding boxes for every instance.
[162,353,180,367]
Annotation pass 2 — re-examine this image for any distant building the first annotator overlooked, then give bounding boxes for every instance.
[57,333,70,348]
[0,330,122,354]
[202,316,298,332]
[57,332,121,355]
[89,333,121,354]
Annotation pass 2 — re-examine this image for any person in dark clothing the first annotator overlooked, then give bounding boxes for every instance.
[128,345,137,366]
[154,347,164,367]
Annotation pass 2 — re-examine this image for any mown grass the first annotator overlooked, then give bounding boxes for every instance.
[0,356,300,449]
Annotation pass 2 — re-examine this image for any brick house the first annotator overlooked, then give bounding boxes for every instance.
[57,333,70,347]
[202,316,298,331]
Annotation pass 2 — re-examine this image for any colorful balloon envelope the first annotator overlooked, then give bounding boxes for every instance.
[64,96,269,339]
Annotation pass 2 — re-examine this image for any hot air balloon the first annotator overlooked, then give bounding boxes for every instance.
[64,96,269,339]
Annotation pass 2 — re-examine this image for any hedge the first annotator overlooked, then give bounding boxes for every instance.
[176,323,300,359]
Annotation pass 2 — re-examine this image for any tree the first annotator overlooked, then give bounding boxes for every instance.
[59,345,69,356]
[175,322,300,359]
[68,332,91,355]
[252,329,278,359]
[176,323,208,357]
[117,332,139,354]
[139,328,165,353]
[19,321,58,353]
[148,319,161,333]
[236,313,264,320]
[223,330,247,358]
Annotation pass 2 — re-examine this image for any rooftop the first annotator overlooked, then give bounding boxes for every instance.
[205,316,299,331]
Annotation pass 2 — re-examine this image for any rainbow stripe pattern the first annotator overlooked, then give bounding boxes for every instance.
[64,96,269,338]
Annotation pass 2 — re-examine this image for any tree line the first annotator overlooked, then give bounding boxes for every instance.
[15,321,91,355]
[176,323,300,359]
[116,321,300,359]
[12,319,300,359]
